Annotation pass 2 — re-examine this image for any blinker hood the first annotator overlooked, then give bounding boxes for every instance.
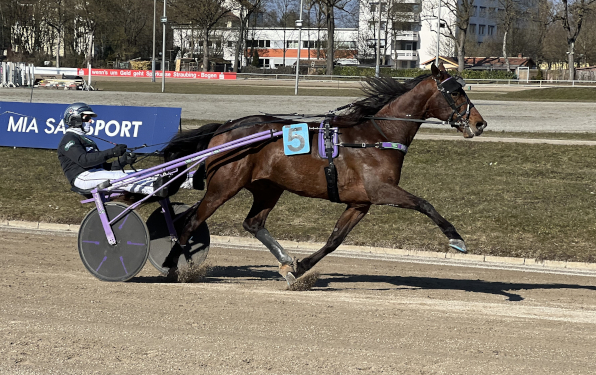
[440,76,466,93]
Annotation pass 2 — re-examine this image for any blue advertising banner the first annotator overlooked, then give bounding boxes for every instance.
[0,102,181,153]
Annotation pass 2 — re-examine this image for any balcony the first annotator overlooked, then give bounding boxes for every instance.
[393,31,418,41]
[393,50,418,60]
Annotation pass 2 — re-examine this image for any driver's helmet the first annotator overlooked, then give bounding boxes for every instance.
[63,102,97,128]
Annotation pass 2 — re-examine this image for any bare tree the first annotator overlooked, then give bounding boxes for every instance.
[172,0,230,72]
[497,0,524,71]
[575,6,596,65]
[552,0,595,79]
[438,0,475,72]
[316,0,351,74]
[229,0,264,72]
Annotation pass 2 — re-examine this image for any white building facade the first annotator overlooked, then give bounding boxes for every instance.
[172,0,503,70]
[173,26,358,69]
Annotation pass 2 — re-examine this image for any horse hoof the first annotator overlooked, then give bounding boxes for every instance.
[449,239,467,253]
[287,270,320,291]
[279,263,297,286]
[284,272,297,287]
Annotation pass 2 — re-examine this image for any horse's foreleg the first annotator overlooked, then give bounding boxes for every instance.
[295,203,370,277]
[243,184,296,283]
[375,186,466,252]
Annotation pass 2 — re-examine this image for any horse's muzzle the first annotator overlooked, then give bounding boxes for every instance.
[472,121,487,137]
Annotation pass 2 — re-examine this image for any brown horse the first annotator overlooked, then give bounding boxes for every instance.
[163,63,487,285]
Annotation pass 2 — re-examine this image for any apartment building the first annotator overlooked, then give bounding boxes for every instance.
[172,0,502,70]
[418,0,502,66]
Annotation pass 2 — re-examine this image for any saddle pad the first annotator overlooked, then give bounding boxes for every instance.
[318,123,339,159]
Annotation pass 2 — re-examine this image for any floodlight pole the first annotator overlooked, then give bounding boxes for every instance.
[161,0,167,93]
[435,0,441,66]
[375,1,381,77]
[294,0,304,95]
[152,0,156,82]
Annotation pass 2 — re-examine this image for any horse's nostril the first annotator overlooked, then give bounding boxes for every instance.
[476,121,487,130]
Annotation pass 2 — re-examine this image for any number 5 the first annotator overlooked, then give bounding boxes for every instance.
[287,126,305,152]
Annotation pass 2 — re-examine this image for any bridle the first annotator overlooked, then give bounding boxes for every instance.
[434,75,485,136]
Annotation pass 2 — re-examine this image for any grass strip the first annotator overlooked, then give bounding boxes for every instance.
[2,138,596,263]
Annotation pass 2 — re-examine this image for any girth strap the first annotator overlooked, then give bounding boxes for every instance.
[322,118,341,203]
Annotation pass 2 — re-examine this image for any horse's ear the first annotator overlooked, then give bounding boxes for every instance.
[431,63,441,78]
[438,62,446,71]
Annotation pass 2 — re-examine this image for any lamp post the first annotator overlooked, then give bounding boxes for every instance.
[294,0,304,95]
[435,0,441,66]
[375,1,381,77]
[152,0,156,82]
[161,0,167,93]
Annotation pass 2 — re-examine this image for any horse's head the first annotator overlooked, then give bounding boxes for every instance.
[426,63,487,138]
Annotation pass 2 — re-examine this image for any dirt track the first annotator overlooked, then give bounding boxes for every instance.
[2,228,596,374]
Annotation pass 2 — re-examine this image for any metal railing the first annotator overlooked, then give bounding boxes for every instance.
[0,62,36,87]
[235,73,596,87]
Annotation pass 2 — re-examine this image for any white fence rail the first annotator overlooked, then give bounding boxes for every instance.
[235,73,596,87]
[1,62,595,88]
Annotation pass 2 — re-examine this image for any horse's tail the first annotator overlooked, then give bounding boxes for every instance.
[163,122,222,161]
[163,122,222,193]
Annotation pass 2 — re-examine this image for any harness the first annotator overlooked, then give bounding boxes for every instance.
[123,75,480,204]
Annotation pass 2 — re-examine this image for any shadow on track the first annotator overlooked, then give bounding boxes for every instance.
[317,273,596,301]
[128,264,596,302]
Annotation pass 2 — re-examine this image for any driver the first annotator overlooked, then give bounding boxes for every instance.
[57,102,168,196]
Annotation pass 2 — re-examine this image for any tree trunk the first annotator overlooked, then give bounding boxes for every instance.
[502,30,510,72]
[202,27,209,72]
[568,41,575,80]
[456,29,466,72]
[325,4,334,75]
[282,28,286,65]
[233,15,246,72]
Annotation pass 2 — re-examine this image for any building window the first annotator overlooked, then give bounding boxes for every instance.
[336,41,357,49]
[469,24,476,34]
[479,24,485,35]
[286,40,298,48]
[479,7,487,17]
[227,41,233,48]
[370,2,387,13]
[259,58,270,68]
[472,6,478,16]
[488,25,494,35]
[247,40,270,48]
[368,21,387,31]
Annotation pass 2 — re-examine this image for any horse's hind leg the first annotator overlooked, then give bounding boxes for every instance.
[162,174,246,269]
[243,182,296,284]
[295,203,370,277]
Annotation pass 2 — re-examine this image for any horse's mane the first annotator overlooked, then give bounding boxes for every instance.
[338,74,431,125]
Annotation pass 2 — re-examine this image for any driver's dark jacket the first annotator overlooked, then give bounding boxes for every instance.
[57,131,124,186]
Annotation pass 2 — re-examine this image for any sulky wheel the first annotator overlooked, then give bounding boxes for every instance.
[78,202,150,282]
[146,202,210,274]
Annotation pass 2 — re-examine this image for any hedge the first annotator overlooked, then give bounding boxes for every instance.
[333,66,516,80]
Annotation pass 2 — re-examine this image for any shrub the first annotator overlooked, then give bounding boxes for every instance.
[130,60,150,70]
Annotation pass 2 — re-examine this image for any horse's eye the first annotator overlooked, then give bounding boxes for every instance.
[450,92,459,97]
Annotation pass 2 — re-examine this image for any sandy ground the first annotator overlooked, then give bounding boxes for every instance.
[2,228,596,375]
[1,83,595,133]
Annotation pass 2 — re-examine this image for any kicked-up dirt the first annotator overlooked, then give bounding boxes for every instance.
[1,228,596,374]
